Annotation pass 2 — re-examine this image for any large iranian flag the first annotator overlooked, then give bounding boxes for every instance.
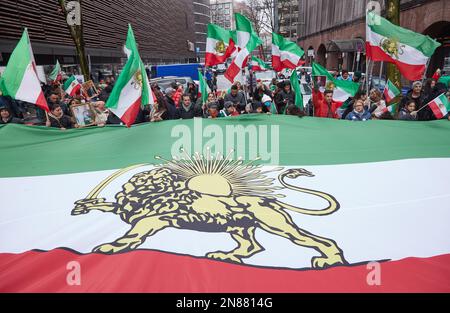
[0,29,49,112]
[224,13,262,83]
[205,24,236,67]
[366,11,440,81]
[272,33,305,72]
[1,116,450,293]
[312,62,360,104]
[107,25,152,127]
[427,93,450,119]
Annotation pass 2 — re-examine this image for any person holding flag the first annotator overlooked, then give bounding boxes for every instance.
[420,92,450,120]
[311,62,360,119]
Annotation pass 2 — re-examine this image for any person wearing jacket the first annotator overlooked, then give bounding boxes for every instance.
[346,99,372,121]
[165,87,180,120]
[0,106,23,124]
[401,81,430,120]
[275,81,295,114]
[398,101,418,121]
[46,104,74,130]
[312,88,340,119]
[177,95,203,119]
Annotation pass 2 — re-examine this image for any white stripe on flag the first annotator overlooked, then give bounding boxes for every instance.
[15,63,43,104]
[367,26,429,66]
[110,75,142,118]
[1,159,449,269]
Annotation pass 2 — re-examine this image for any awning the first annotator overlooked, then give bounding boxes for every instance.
[326,39,366,53]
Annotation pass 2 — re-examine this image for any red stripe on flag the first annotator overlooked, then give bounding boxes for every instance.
[1,249,449,293]
[120,97,142,128]
[205,53,227,67]
[384,88,393,103]
[272,56,303,72]
[366,43,426,81]
[272,56,282,72]
[36,91,50,112]
[224,62,241,84]
[429,102,445,119]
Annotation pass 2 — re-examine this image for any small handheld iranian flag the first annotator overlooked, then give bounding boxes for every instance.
[224,14,262,83]
[312,62,360,104]
[289,70,304,110]
[106,25,152,127]
[205,24,236,67]
[375,102,398,118]
[366,11,440,81]
[251,56,269,72]
[198,70,211,105]
[272,33,305,72]
[63,76,81,97]
[48,60,62,83]
[427,94,450,119]
[383,79,401,103]
[0,29,49,112]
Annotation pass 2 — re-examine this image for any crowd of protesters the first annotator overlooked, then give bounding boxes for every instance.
[0,68,449,129]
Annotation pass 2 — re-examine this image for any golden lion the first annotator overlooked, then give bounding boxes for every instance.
[72,161,347,269]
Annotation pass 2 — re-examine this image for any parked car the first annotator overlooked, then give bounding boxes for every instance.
[255,70,277,87]
[150,76,195,93]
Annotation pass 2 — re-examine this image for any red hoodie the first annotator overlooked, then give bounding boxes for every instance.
[312,89,341,119]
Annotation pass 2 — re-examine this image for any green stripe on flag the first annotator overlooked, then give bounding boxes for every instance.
[49,60,61,81]
[0,29,32,98]
[63,76,77,91]
[198,70,209,105]
[312,62,360,97]
[235,13,262,52]
[272,33,305,58]
[386,79,400,97]
[207,23,233,42]
[290,70,304,110]
[1,116,449,178]
[252,56,269,70]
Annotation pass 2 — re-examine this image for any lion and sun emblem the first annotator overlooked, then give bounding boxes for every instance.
[380,37,405,60]
[215,40,227,55]
[72,149,347,269]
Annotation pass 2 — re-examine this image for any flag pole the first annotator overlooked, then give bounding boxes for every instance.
[379,61,384,89]
[415,100,432,113]
[421,59,431,86]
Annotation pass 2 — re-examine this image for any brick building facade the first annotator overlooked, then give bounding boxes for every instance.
[0,0,197,68]
[297,0,449,78]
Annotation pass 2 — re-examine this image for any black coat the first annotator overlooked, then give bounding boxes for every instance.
[177,105,203,119]
[166,96,180,120]
[275,90,295,113]
[0,116,23,124]
[401,91,431,121]
[48,115,73,129]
